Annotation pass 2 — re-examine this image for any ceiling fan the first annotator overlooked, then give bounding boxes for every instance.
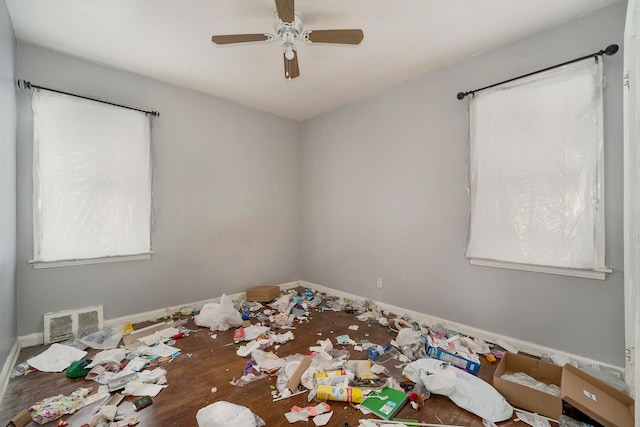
[211,0,364,79]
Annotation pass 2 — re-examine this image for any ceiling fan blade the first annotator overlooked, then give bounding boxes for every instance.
[283,51,300,79]
[304,29,364,45]
[211,34,273,45]
[275,0,295,23]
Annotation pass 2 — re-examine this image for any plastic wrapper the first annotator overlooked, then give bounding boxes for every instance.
[466,58,605,269]
[32,90,151,262]
[195,295,243,331]
[404,358,513,422]
[500,372,561,396]
[196,401,265,427]
[79,325,125,350]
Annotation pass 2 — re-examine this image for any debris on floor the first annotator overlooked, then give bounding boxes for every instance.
[6,286,633,426]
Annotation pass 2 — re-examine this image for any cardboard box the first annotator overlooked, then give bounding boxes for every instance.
[494,352,635,426]
[427,345,481,375]
[562,363,634,427]
[493,352,563,419]
[246,285,280,302]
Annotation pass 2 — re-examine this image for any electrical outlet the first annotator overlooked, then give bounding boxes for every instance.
[376,278,383,289]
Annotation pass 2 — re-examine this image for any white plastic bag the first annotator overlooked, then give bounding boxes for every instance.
[196,401,264,427]
[403,358,513,422]
[78,324,125,349]
[195,295,243,331]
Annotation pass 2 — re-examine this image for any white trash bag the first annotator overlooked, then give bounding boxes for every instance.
[403,358,513,422]
[194,294,243,331]
[196,401,264,427]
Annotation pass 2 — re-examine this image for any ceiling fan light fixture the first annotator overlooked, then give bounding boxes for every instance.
[284,43,295,60]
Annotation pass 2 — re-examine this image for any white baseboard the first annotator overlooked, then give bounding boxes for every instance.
[0,339,20,404]
[18,278,617,372]
[18,281,302,347]
[301,280,624,372]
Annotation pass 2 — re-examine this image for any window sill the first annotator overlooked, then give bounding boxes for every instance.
[468,258,612,280]
[29,253,152,269]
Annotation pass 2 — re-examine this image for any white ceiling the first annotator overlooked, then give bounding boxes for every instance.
[6,0,623,121]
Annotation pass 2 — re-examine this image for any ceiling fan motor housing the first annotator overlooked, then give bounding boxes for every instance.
[274,11,303,57]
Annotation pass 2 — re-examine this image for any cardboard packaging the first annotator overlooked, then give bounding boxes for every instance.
[6,409,31,427]
[562,363,634,427]
[493,352,634,426]
[246,285,280,302]
[426,345,481,375]
[493,352,563,418]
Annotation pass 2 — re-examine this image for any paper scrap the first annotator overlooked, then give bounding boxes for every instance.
[123,382,166,397]
[313,411,333,426]
[348,325,359,331]
[138,327,180,346]
[147,343,180,358]
[27,343,87,372]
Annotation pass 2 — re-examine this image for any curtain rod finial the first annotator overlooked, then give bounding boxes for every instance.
[603,44,618,56]
[457,92,467,100]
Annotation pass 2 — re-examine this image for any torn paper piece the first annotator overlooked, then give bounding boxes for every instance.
[27,343,87,372]
[309,339,333,353]
[86,348,128,369]
[147,343,181,358]
[270,331,295,344]
[78,325,125,350]
[123,382,166,397]
[236,339,271,357]
[348,325,359,331]
[138,368,167,385]
[137,327,180,346]
[124,357,148,372]
[242,325,270,341]
[336,335,356,345]
[313,411,333,426]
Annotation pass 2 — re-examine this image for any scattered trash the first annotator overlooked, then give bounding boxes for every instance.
[11,286,585,426]
[195,294,244,331]
[27,343,88,373]
[500,372,561,396]
[404,358,513,422]
[515,409,553,427]
[78,325,125,350]
[196,401,265,427]
[29,387,91,425]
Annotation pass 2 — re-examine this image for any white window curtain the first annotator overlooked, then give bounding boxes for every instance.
[32,90,151,264]
[465,58,606,273]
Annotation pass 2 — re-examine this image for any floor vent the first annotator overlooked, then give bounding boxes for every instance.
[44,305,104,344]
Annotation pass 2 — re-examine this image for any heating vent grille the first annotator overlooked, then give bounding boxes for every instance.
[44,305,104,344]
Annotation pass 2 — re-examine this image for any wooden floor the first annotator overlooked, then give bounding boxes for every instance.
[0,295,524,427]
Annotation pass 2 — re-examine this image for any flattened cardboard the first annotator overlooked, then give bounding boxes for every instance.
[286,356,312,391]
[493,352,563,419]
[246,285,280,302]
[562,364,634,427]
[494,353,635,426]
[6,409,31,427]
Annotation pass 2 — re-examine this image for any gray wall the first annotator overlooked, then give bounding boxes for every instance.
[300,3,626,366]
[15,43,300,336]
[0,0,17,364]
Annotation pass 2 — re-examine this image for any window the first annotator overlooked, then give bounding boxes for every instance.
[465,58,609,279]
[31,90,152,267]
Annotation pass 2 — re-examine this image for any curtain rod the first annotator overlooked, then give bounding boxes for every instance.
[17,79,160,117]
[456,44,619,100]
